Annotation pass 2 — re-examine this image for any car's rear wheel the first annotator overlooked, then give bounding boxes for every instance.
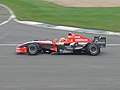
[27,44,40,55]
[86,43,100,56]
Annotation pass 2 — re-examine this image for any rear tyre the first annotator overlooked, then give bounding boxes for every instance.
[86,43,100,56]
[27,44,39,55]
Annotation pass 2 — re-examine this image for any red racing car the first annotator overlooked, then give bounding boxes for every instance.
[16,32,106,56]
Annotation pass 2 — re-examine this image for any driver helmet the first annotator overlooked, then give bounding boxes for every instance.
[68,32,72,35]
[59,37,66,42]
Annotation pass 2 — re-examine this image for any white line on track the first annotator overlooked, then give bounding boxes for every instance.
[107,44,120,46]
[0,44,18,46]
[0,4,15,26]
[0,44,120,47]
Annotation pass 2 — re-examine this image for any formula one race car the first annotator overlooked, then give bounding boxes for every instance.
[16,32,106,56]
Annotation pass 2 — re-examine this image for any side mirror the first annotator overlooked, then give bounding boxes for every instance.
[53,39,57,43]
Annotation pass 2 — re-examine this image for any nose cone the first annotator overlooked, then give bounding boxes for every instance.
[16,46,27,54]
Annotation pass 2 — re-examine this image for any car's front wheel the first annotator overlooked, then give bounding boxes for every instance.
[27,44,39,55]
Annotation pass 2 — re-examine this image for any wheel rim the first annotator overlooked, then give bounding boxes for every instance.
[90,46,97,54]
[29,46,36,53]
[28,44,38,55]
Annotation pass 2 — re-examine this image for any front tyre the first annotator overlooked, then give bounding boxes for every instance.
[86,43,100,56]
[27,44,39,55]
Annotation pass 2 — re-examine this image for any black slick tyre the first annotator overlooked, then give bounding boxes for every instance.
[27,44,39,55]
[86,43,100,56]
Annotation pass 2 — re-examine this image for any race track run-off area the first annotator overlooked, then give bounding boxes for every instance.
[0,4,120,90]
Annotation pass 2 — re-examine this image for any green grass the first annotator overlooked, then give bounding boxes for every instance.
[0,0,120,32]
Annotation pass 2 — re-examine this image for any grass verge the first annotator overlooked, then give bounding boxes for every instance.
[0,0,120,32]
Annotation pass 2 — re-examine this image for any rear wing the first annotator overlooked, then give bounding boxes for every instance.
[94,36,106,48]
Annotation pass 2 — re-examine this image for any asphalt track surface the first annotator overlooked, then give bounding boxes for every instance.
[0,5,10,25]
[0,5,120,90]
